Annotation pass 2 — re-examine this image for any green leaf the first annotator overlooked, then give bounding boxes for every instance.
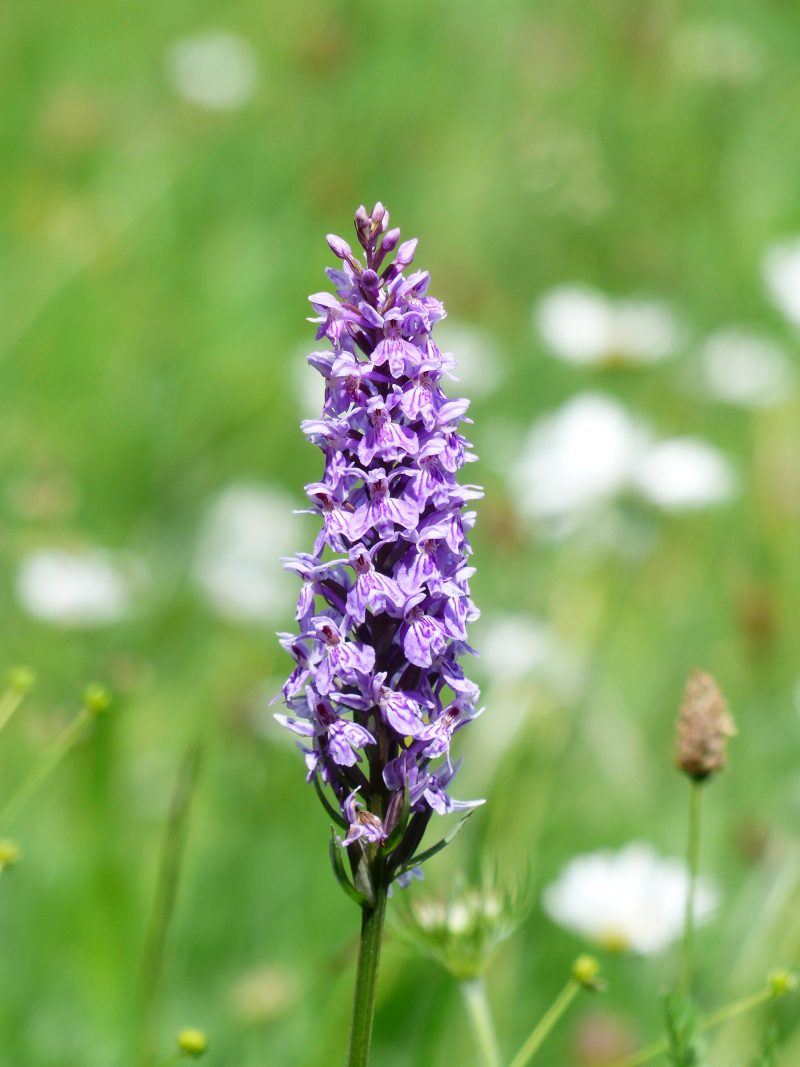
[664,992,707,1067]
[329,829,368,907]
[395,810,476,879]
[314,775,348,829]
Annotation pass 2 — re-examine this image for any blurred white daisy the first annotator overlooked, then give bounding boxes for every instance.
[193,483,298,623]
[543,842,719,954]
[15,546,143,627]
[534,285,680,366]
[699,328,793,408]
[165,31,259,111]
[763,236,800,328]
[633,437,736,511]
[510,393,648,526]
[434,319,505,398]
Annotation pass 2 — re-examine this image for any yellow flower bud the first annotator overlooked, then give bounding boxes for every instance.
[82,684,111,716]
[0,839,20,871]
[769,970,798,997]
[177,1028,208,1057]
[573,954,601,988]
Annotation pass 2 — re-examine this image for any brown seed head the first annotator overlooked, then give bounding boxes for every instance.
[676,670,736,781]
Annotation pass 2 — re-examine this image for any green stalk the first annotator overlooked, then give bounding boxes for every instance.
[0,704,97,830]
[508,979,580,1067]
[0,685,27,736]
[680,780,703,996]
[610,986,774,1067]
[460,977,502,1067]
[136,743,202,1067]
[346,883,389,1067]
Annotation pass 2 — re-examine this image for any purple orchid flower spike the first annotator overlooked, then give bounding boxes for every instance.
[277,203,484,936]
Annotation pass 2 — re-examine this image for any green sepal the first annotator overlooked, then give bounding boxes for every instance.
[314,775,347,829]
[329,828,368,907]
[352,850,376,908]
[395,810,475,879]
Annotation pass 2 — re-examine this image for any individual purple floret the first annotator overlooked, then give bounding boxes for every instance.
[277,203,483,897]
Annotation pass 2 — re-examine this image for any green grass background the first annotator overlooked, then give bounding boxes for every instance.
[2,0,800,1063]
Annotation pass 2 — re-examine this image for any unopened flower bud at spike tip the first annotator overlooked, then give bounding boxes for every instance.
[82,683,111,716]
[326,234,352,260]
[8,666,35,693]
[0,839,21,871]
[177,1028,208,1057]
[675,670,735,781]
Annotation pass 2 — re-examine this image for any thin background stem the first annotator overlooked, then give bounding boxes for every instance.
[136,742,202,1067]
[508,979,580,1067]
[460,977,502,1067]
[681,780,703,996]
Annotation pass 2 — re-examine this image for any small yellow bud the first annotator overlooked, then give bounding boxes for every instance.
[768,970,798,997]
[8,667,35,694]
[573,954,602,988]
[82,684,111,716]
[0,839,21,871]
[177,1028,208,1057]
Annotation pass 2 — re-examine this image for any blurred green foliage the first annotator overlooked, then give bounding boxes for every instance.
[2,0,800,1064]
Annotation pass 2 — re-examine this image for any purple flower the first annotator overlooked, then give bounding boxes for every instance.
[277,203,483,891]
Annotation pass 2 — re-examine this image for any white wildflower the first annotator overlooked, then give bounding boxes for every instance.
[762,236,800,328]
[534,285,680,366]
[166,31,258,111]
[699,328,793,408]
[193,483,297,623]
[510,393,648,524]
[15,546,143,627]
[634,437,736,511]
[543,842,719,954]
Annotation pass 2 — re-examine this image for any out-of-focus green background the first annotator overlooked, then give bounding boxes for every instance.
[3,1,800,1064]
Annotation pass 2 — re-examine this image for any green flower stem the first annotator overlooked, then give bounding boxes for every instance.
[610,986,774,1067]
[681,779,703,996]
[0,685,26,736]
[0,703,97,830]
[508,979,580,1067]
[460,977,502,1067]
[346,881,389,1067]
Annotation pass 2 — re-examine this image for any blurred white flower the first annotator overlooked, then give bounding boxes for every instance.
[510,393,648,524]
[193,483,298,623]
[543,842,719,954]
[763,236,800,328]
[699,328,793,408]
[16,546,142,626]
[673,22,764,85]
[534,285,680,366]
[434,319,505,398]
[166,32,258,111]
[634,437,736,511]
